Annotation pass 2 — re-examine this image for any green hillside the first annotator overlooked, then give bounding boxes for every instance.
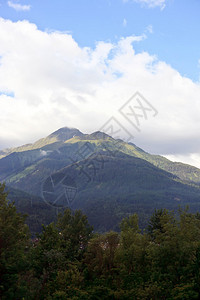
[1,127,200,232]
[46,152,200,231]
[1,128,200,194]
[5,186,59,235]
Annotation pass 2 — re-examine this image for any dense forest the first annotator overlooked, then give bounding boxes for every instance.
[1,182,200,299]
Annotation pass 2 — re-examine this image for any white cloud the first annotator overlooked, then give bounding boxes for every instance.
[7,1,31,11]
[0,18,200,167]
[164,153,200,169]
[123,0,166,9]
[146,25,153,34]
[40,150,48,156]
[123,18,127,27]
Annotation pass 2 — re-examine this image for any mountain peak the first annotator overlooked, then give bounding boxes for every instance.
[48,127,83,142]
[85,131,112,140]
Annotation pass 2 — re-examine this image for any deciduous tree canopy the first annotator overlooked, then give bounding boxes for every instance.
[1,183,200,299]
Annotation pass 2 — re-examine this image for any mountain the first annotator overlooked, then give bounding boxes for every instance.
[0,127,83,159]
[5,186,58,236]
[1,127,200,232]
[42,151,200,231]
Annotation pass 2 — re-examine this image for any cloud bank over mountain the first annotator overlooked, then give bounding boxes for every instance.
[0,18,200,166]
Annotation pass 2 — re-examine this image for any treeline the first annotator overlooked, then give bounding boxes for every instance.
[1,183,200,299]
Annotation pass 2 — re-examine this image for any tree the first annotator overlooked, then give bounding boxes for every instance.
[30,208,93,298]
[0,183,29,299]
[118,214,148,273]
[147,208,169,239]
[56,209,93,260]
[85,231,119,276]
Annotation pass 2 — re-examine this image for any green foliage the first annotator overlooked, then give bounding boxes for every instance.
[0,183,30,299]
[56,209,93,260]
[29,208,93,299]
[147,208,172,238]
[2,184,200,299]
[85,231,119,276]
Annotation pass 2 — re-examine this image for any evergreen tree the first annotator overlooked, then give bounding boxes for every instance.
[0,183,29,299]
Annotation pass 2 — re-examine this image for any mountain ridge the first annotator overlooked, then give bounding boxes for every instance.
[1,126,200,232]
[1,126,200,187]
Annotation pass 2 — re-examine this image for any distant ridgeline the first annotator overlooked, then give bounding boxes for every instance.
[1,127,200,233]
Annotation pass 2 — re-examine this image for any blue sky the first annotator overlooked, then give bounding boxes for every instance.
[0,0,200,168]
[1,0,200,81]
